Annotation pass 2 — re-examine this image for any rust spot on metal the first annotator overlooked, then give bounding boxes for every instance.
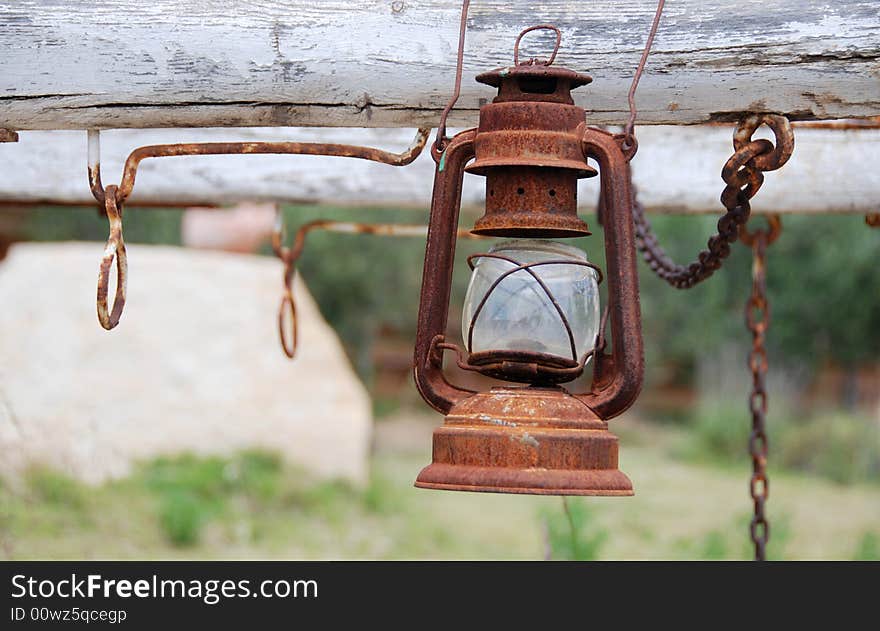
[514,432,540,448]
[0,129,18,143]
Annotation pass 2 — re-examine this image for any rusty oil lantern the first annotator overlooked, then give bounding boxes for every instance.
[413,29,643,496]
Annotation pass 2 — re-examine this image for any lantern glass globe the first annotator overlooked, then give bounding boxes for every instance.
[462,239,601,362]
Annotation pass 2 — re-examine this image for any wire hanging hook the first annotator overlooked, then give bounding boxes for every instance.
[434,0,471,158]
[621,0,666,156]
[96,184,127,330]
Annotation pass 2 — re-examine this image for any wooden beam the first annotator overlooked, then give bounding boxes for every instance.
[0,126,876,214]
[1,1,878,131]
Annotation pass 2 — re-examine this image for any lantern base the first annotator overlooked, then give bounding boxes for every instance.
[415,462,633,496]
[414,387,633,496]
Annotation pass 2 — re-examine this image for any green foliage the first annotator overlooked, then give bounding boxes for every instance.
[683,513,791,560]
[291,479,358,514]
[362,473,403,515]
[284,209,880,391]
[18,206,880,391]
[26,467,87,510]
[679,401,752,464]
[633,213,880,376]
[541,498,608,560]
[3,449,879,560]
[853,532,880,561]
[678,401,880,485]
[230,451,284,503]
[271,205,494,383]
[21,205,183,246]
[699,531,728,560]
[143,451,285,547]
[777,412,880,485]
[158,490,205,547]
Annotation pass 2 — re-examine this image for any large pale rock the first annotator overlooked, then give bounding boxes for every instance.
[0,243,371,485]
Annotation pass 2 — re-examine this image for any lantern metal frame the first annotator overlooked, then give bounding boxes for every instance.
[412,53,644,496]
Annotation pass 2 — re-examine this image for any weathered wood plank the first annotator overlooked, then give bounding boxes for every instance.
[1,126,876,214]
[1,1,878,130]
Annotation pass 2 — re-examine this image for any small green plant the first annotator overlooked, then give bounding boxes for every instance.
[853,532,880,561]
[142,451,285,547]
[678,399,879,486]
[158,491,206,547]
[145,454,230,500]
[683,402,752,464]
[541,499,608,561]
[233,451,283,503]
[26,468,87,510]
[777,412,880,485]
[700,531,728,560]
[362,473,402,515]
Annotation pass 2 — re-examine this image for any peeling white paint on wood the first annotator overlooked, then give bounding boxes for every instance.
[0,126,876,214]
[1,1,878,130]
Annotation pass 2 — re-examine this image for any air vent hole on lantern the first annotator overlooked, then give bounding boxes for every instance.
[517,77,558,94]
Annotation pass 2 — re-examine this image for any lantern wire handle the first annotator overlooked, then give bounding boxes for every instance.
[435,0,666,159]
[513,25,562,66]
[434,0,470,157]
[622,0,666,154]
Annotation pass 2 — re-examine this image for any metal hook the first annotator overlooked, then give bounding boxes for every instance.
[740,214,782,248]
[278,286,298,360]
[513,24,562,66]
[96,184,127,330]
[272,207,299,359]
[87,130,107,205]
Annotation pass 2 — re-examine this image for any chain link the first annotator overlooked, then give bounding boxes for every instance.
[631,114,793,289]
[743,215,780,561]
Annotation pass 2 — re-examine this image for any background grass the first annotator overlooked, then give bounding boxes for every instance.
[1,416,877,561]
[3,203,878,559]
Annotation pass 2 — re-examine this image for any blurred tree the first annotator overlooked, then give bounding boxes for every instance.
[11,206,880,389]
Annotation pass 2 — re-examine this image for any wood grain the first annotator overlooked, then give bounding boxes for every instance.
[1,126,876,214]
[1,1,878,130]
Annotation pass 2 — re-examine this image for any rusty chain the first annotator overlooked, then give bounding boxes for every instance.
[632,114,794,289]
[742,215,780,561]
